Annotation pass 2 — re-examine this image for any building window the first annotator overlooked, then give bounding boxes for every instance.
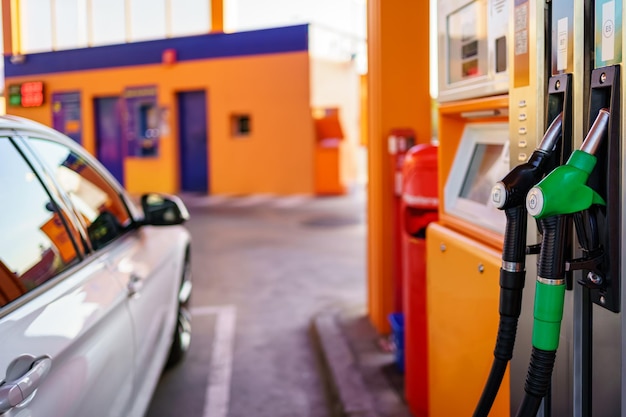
[231,114,251,138]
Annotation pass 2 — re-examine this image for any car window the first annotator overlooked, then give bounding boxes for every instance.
[27,138,132,250]
[0,138,80,308]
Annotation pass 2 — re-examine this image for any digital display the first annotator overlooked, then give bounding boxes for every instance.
[447,0,488,83]
[438,0,510,101]
[459,143,507,205]
[8,84,21,107]
[443,123,509,235]
[8,81,45,107]
[462,40,479,59]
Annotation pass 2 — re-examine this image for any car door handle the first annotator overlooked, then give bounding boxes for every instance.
[0,355,52,413]
[127,273,144,296]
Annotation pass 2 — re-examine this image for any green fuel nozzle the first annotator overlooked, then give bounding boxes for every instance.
[526,108,609,351]
[526,109,609,220]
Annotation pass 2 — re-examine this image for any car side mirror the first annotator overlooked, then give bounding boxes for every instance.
[141,193,189,226]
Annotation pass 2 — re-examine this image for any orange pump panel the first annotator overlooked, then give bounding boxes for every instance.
[426,222,509,417]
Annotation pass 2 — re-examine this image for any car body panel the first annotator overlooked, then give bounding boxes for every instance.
[115,226,189,417]
[0,252,135,416]
[0,115,191,417]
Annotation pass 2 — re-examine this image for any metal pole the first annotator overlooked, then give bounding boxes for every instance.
[124,0,130,42]
[165,0,171,37]
[10,0,23,54]
[86,0,93,46]
[50,0,57,50]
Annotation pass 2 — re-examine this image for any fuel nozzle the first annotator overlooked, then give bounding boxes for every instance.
[491,112,563,210]
[513,109,611,417]
[526,109,609,219]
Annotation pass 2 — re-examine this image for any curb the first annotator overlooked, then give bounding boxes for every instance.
[311,312,380,417]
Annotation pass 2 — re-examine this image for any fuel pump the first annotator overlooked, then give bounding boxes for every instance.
[488,0,626,413]
[505,30,622,417]
[570,65,621,415]
[513,62,620,415]
[511,65,620,416]
[504,0,599,413]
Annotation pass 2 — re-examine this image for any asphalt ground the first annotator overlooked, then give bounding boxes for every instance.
[145,188,410,417]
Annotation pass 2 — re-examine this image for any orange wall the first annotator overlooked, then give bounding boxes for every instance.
[6,51,315,195]
[367,0,432,332]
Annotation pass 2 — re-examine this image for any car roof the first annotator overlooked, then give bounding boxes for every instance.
[0,114,61,132]
[0,114,77,143]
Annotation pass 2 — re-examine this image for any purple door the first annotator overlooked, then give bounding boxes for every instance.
[94,97,124,184]
[178,91,208,192]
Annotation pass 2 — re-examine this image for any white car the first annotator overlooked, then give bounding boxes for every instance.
[0,115,192,417]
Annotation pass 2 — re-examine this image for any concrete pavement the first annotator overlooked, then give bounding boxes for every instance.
[168,187,411,417]
[312,304,412,417]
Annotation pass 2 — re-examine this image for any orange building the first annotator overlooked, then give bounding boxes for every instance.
[4,24,362,196]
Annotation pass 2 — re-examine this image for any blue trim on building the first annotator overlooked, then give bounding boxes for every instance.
[5,24,309,77]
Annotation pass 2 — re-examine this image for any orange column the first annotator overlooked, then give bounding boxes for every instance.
[211,0,224,32]
[2,0,20,56]
[367,0,432,333]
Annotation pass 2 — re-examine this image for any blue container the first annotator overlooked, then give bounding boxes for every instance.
[388,312,405,373]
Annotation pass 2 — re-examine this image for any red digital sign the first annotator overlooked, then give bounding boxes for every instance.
[20,81,45,107]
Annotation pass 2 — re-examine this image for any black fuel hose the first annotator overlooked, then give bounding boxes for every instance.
[473,113,563,417]
[515,348,557,417]
[473,206,526,417]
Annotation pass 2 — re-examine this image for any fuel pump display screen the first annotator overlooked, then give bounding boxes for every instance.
[444,123,509,234]
[460,143,504,204]
[447,0,488,83]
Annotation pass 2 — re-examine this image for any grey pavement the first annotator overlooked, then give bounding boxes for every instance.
[156,186,412,417]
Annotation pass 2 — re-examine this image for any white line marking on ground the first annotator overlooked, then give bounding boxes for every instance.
[191,305,237,417]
